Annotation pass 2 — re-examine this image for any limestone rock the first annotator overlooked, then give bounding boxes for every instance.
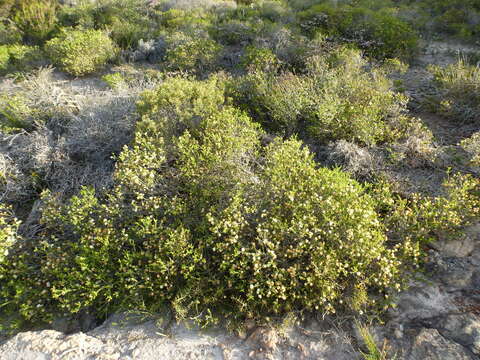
[406,328,474,360]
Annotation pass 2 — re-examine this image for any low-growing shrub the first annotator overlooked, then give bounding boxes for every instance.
[298,3,418,60]
[460,132,480,167]
[240,45,279,72]
[428,60,480,123]
[0,93,46,132]
[0,76,421,330]
[0,21,22,45]
[211,19,257,45]
[163,32,222,73]
[45,28,117,76]
[136,75,226,141]
[371,173,480,245]
[231,47,416,145]
[102,72,126,89]
[12,0,57,43]
[0,44,45,75]
[0,206,19,265]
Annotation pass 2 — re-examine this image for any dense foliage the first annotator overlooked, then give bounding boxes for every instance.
[0,0,480,335]
[45,28,117,76]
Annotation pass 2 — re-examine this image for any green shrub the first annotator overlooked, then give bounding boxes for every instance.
[416,0,480,40]
[460,132,480,167]
[0,93,42,132]
[163,32,222,73]
[0,206,19,265]
[0,76,421,330]
[102,72,126,89]
[0,44,45,75]
[231,47,416,145]
[58,0,155,49]
[136,75,226,142]
[211,19,257,45]
[0,21,22,45]
[0,0,15,18]
[298,3,418,60]
[12,0,57,43]
[159,8,214,33]
[371,173,480,246]
[428,60,480,123]
[45,28,117,76]
[240,45,279,72]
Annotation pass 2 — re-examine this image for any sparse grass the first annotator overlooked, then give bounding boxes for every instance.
[356,321,396,360]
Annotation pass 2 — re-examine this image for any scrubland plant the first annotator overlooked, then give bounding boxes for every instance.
[370,173,480,246]
[297,2,418,60]
[0,44,44,75]
[45,28,117,76]
[231,47,416,145]
[0,206,19,265]
[0,93,45,132]
[428,60,480,123]
[240,45,280,72]
[460,132,480,167]
[163,32,222,72]
[12,0,57,43]
[0,76,424,330]
[0,21,22,45]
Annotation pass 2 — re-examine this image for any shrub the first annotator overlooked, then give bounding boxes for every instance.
[136,75,226,142]
[428,60,480,123]
[460,132,480,167]
[102,72,126,89]
[231,47,416,145]
[163,32,222,72]
[211,19,257,45]
[0,92,50,132]
[0,44,45,75]
[45,29,117,76]
[371,173,480,246]
[0,21,22,45]
[240,45,279,72]
[159,7,214,33]
[0,206,19,265]
[297,3,418,60]
[0,76,420,330]
[12,0,57,43]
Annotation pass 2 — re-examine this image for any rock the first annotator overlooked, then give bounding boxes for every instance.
[432,223,480,258]
[0,330,121,360]
[433,237,476,258]
[390,283,454,322]
[0,315,360,360]
[406,328,474,360]
[437,314,480,355]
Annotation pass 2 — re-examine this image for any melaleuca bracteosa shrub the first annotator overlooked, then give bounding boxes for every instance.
[371,174,480,247]
[230,47,418,145]
[0,76,425,331]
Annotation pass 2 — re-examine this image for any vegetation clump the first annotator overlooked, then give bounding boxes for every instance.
[0,76,424,329]
[428,60,480,123]
[0,44,44,75]
[45,28,117,76]
[1,0,480,342]
[232,47,415,145]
